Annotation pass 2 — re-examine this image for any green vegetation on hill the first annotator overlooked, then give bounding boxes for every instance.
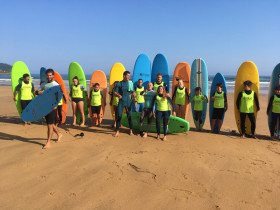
[0,63,12,73]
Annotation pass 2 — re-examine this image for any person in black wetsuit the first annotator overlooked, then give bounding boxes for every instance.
[267,85,280,140]
[236,80,260,138]
[113,71,136,137]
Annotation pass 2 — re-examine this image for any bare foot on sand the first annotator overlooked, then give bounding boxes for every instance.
[129,130,134,136]
[43,142,51,149]
[56,134,63,142]
[156,135,160,140]
[80,124,85,127]
[143,133,148,138]
[162,136,167,141]
[113,131,119,137]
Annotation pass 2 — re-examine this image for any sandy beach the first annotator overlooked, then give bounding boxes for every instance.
[0,86,279,209]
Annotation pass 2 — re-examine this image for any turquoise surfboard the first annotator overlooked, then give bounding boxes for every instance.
[190,58,208,128]
[151,53,170,91]
[121,112,189,134]
[268,63,280,137]
[21,86,63,122]
[209,72,227,132]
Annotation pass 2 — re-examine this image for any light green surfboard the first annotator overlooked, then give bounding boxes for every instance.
[68,62,88,124]
[121,112,190,134]
[11,61,34,116]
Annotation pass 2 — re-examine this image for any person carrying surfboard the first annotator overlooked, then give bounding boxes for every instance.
[190,87,208,131]
[172,79,190,120]
[137,82,157,138]
[68,76,88,127]
[134,79,145,112]
[210,83,228,134]
[113,71,136,137]
[89,83,105,127]
[13,73,35,126]
[109,81,119,128]
[267,85,280,140]
[153,73,169,92]
[151,86,176,141]
[36,69,63,149]
[236,80,260,138]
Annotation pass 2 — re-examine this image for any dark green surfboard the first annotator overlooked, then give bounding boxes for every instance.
[121,112,189,134]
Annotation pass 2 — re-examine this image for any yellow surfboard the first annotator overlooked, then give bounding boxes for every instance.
[234,61,259,135]
[109,63,125,120]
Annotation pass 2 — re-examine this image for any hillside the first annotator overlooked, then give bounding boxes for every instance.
[0,63,12,73]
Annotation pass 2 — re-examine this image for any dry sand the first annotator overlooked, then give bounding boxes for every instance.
[0,86,279,210]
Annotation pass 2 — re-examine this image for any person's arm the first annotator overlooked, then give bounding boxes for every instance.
[14,82,22,100]
[152,95,157,112]
[167,97,175,112]
[163,82,169,93]
[36,82,45,95]
[31,83,36,97]
[203,95,208,103]
[224,92,228,111]
[254,92,260,111]
[236,92,242,110]
[210,92,215,102]
[185,88,190,100]
[267,95,274,114]
[172,86,177,101]
[68,85,72,101]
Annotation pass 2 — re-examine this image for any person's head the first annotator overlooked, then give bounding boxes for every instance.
[178,79,184,88]
[216,83,223,92]
[114,81,119,87]
[157,85,166,96]
[23,74,30,82]
[137,79,143,86]
[72,76,79,85]
[147,82,153,91]
[93,83,100,91]
[156,73,162,82]
[275,85,280,95]
[243,80,252,91]
[46,69,54,82]
[195,87,201,95]
[123,71,130,81]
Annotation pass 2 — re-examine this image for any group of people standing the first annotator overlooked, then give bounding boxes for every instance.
[13,69,280,148]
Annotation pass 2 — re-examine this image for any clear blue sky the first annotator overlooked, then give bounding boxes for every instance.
[1,0,279,75]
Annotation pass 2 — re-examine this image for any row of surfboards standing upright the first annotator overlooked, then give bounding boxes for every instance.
[10,56,280,136]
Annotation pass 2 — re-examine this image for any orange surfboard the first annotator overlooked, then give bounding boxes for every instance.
[172,62,191,120]
[54,71,67,124]
[89,70,107,125]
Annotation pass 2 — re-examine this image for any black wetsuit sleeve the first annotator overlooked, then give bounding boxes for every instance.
[100,91,104,98]
[185,88,190,99]
[151,95,157,110]
[172,86,177,100]
[69,85,73,96]
[267,96,274,113]
[89,90,92,98]
[224,92,227,103]
[31,83,35,92]
[254,92,260,111]
[163,82,169,93]
[212,92,215,97]
[15,82,22,91]
[167,97,175,111]
[236,92,242,110]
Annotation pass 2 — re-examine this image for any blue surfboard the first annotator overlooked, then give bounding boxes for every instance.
[40,67,47,84]
[151,53,170,91]
[133,53,151,88]
[190,58,208,128]
[268,63,280,137]
[21,86,63,122]
[209,72,227,132]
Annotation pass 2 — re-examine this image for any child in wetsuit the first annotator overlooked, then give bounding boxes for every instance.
[109,81,119,128]
[236,80,260,138]
[210,83,228,133]
[191,87,208,130]
[267,85,280,140]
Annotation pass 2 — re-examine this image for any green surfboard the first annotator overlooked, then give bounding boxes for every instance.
[68,62,88,124]
[121,112,190,134]
[11,61,34,116]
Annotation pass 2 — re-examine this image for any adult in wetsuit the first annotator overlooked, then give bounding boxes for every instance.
[36,69,63,149]
[113,71,135,137]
